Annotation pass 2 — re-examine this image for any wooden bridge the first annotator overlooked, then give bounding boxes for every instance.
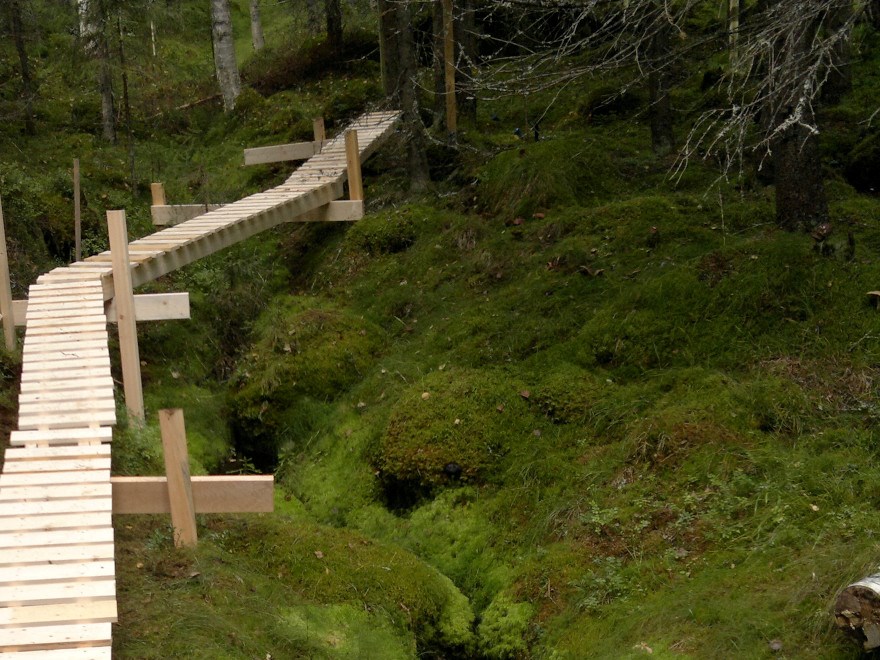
[0,110,400,657]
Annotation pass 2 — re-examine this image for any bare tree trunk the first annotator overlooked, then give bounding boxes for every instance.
[77,0,97,42]
[396,0,430,191]
[211,0,241,112]
[8,0,36,135]
[326,0,343,51]
[250,0,265,52]
[378,0,400,97]
[770,9,827,232]
[821,3,852,104]
[117,11,135,192]
[306,0,321,34]
[432,0,445,128]
[456,0,477,122]
[647,15,674,154]
[96,3,115,143]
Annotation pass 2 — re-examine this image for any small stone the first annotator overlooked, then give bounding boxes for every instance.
[356,401,366,409]
[421,392,431,400]
[768,639,783,653]
[519,390,531,399]
[810,504,820,512]
[533,429,541,438]
[314,550,324,559]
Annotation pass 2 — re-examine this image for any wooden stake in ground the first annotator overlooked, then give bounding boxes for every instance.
[443,0,457,136]
[73,158,82,262]
[313,117,325,153]
[345,130,364,202]
[0,196,15,352]
[150,182,166,207]
[107,209,144,422]
[159,409,198,547]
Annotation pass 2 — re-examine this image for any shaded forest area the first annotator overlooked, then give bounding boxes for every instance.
[3,0,880,657]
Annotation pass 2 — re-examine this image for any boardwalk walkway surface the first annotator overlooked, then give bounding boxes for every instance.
[0,110,399,657]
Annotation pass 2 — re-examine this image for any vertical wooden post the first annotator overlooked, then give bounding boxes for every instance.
[345,130,364,202]
[442,0,457,136]
[313,117,326,153]
[0,197,15,352]
[159,409,198,548]
[150,182,166,207]
[73,158,82,263]
[107,209,144,422]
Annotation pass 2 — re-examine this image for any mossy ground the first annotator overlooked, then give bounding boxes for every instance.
[4,2,880,658]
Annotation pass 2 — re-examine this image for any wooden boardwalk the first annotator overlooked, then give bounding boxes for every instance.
[0,111,399,657]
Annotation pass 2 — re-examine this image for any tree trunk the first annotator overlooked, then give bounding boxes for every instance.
[773,118,827,231]
[821,3,852,105]
[432,0,445,128]
[96,3,115,143]
[396,0,431,191]
[646,8,674,154]
[378,0,400,97]
[210,0,241,112]
[118,11,135,192]
[455,0,477,122]
[326,0,343,52]
[8,0,36,135]
[250,0,265,52]
[77,0,97,44]
[836,574,880,651]
[306,0,321,34]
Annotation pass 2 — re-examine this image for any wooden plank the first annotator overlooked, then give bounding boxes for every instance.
[0,497,111,516]
[106,210,143,422]
[9,427,112,446]
[0,561,115,582]
[112,475,274,514]
[0,511,110,532]
[244,141,317,165]
[3,456,110,472]
[18,390,114,406]
[0,646,111,659]
[0,484,112,503]
[150,182,166,206]
[0,579,114,607]
[151,204,224,227]
[0,622,111,651]
[17,410,116,431]
[159,409,197,547]
[0,601,116,628]
[104,292,190,322]
[290,200,364,224]
[0,470,109,487]
[345,130,364,201]
[18,377,114,394]
[0,543,113,566]
[3,445,111,460]
[0,529,114,551]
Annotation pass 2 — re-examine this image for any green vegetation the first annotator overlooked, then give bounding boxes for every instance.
[4,1,880,658]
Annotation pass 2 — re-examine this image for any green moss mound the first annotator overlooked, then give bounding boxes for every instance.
[372,368,534,494]
[229,297,385,465]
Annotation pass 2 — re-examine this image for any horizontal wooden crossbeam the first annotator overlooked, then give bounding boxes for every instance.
[10,293,190,325]
[111,475,274,514]
[243,140,323,166]
[151,203,225,227]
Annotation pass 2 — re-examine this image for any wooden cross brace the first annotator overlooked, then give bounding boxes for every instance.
[111,409,274,547]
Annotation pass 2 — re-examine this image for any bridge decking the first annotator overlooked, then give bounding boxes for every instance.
[0,110,399,657]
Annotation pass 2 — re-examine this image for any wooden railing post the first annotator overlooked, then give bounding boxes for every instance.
[150,182,166,207]
[313,117,326,153]
[0,196,15,352]
[159,408,198,547]
[73,158,82,262]
[344,130,364,202]
[107,209,144,422]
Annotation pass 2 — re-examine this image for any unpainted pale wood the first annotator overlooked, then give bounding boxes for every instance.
[111,475,274,514]
[73,159,82,263]
[0,600,117,627]
[0,646,111,659]
[0,622,111,652]
[159,408,197,547]
[244,141,316,165]
[313,117,326,153]
[104,292,190,322]
[151,204,225,227]
[150,182,166,206]
[0,579,115,607]
[345,130,364,201]
[0,197,15,352]
[107,209,144,422]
